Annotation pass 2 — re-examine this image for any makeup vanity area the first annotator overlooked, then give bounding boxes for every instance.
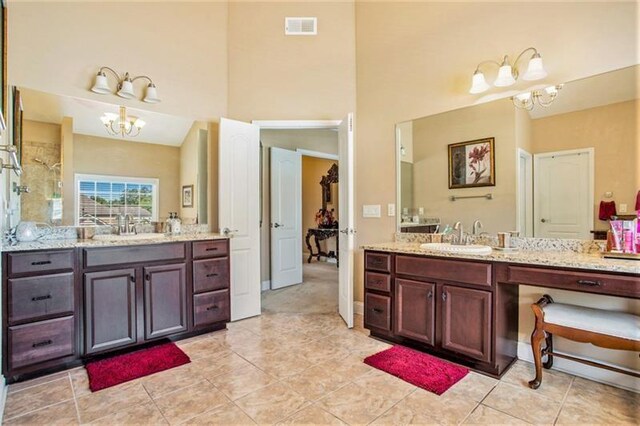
[1,88,229,382]
[364,66,640,382]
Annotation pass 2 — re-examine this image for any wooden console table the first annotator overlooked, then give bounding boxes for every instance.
[305,228,339,266]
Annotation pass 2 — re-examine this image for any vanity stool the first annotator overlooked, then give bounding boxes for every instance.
[528,294,640,389]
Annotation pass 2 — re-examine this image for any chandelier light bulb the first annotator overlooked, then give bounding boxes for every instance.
[469,70,491,94]
[522,53,548,81]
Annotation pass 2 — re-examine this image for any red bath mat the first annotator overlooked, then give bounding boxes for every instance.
[86,342,191,392]
[364,345,468,395]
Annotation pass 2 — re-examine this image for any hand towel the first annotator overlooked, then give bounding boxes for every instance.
[598,200,617,221]
[635,190,640,212]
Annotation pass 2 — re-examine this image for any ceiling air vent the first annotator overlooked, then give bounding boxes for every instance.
[285,17,317,36]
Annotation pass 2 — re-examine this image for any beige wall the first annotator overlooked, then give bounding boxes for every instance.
[73,135,180,222]
[8,1,228,121]
[531,100,639,231]
[180,121,208,223]
[412,99,517,234]
[302,156,339,256]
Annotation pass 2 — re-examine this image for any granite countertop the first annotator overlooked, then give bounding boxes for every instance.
[1,232,227,252]
[399,222,440,228]
[361,242,640,275]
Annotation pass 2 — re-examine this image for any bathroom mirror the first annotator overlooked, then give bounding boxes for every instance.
[12,87,210,227]
[397,65,639,239]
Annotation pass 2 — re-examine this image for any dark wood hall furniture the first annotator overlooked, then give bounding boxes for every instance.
[364,249,639,378]
[528,294,640,389]
[305,228,339,266]
[2,238,230,382]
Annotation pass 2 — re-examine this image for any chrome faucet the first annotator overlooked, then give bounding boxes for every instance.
[453,221,466,245]
[473,220,483,235]
[124,214,136,235]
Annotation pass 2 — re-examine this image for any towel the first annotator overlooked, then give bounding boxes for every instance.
[598,201,617,221]
[636,190,640,212]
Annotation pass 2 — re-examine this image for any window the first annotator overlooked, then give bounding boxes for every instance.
[75,174,159,226]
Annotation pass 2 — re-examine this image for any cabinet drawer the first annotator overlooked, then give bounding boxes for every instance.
[193,289,230,327]
[8,316,74,370]
[8,272,74,324]
[365,293,391,331]
[193,258,230,293]
[7,250,74,276]
[504,266,640,299]
[83,243,185,268]
[365,252,392,273]
[365,272,391,293]
[396,255,491,287]
[193,240,228,259]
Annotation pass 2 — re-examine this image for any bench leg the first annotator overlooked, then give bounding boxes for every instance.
[529,327,545,389]
[543,332,554,369]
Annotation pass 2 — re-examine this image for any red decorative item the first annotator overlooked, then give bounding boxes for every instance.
[598,201,617,220]
[364,345,468,395]
[86,342,190,392]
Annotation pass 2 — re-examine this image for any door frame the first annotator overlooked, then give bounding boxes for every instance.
[516,148,533,237]
[533,147,595,238]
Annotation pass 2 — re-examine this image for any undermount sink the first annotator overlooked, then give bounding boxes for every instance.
[419,242,492,255]
[92,233,167,241]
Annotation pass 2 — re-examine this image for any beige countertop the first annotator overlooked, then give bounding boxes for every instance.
[362,242,640,275]
[2,232,227,252]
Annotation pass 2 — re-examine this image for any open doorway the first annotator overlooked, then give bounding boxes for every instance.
[258,127,340,315]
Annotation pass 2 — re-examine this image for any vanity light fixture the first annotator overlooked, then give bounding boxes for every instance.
[91,66,161,104]
[511,84,563,110]
[101,106,146,138]
[469,47,548,94]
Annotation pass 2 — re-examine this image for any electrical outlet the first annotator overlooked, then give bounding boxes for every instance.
[388,204,396,216]
[619,203,628,213]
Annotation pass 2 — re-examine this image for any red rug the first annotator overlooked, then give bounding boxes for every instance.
[86,342,191,392]
[364,345,468,395]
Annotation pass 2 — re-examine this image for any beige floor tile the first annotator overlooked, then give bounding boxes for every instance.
[153,381,230,425]
[369,399,441,425]
[7,371,70,394]
[277,404,346,425]
[89,402,168,425]
[4,377,74,420]
[571,376,640,403]
[401,388,479,425]
[192,352,254,380]
[76,381,151,423]
[282,365,351,401]
[353,369,417,401]
[141,363,201,398]
[482,382,561,425]
[177,338,233,360]
[184,401,257,425]
[500,360,573,401]
[70,368,92,398]
[463,404,530,425]
[295,340,351,365]
[235,382,309,425]
[248,350,315,379]
[445,371,499,402]
[316,354,375,381]
[4,400,79,425]
[208,364,278,400]
[317,382,400,425]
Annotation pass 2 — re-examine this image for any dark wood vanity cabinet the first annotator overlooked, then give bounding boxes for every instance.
[395,278,435,345]
[3,238,230,382]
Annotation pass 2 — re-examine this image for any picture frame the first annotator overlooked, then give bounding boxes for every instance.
[182,184,194,208]
[448,137,495,189]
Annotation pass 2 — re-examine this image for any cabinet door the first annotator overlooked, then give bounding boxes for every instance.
[395,279,435,345]
[441,285,492,362]
[144,263,187,340]
[84,269,137,354]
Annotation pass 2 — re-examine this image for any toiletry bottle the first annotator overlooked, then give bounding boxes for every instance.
[165,213,174,234]
[172,213,182,235]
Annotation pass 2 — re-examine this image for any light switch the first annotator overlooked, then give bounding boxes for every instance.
[388,204,396,216]
[362,204,381,218]
[418,207,424,215]
[619,203,628,213]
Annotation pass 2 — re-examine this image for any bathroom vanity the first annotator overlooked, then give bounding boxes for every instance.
[362,243,639,378]
[2,235,230,382]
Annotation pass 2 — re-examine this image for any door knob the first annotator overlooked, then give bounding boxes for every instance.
[273,223,283,228]
[541,219,548,223]
[340,228,349,234]
[222,227,239,236]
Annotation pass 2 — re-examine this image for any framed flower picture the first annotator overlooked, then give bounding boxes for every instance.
[448,137,495,189]
[182,185,194,208]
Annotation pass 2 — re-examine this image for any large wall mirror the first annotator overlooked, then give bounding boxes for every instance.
[397,65,639,240]
[11,87,210,228]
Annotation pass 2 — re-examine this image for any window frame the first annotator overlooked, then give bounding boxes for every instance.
[74,173,160,226]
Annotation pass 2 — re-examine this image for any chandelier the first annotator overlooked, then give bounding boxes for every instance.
[100,106,146,138]
[91,66,161,104]
[511,84,563,110]
[469,47,548,94]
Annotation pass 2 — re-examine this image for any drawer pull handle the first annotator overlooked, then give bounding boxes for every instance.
[427,291,433,299]
[442,292,447,301]
[130,275,135,282]
[577,279,601,287]
[31,260,52,266]
[206,273,219,278]
[32,340,53,348]
[31,294,52,302]
[206,305,219,311]
[371,259,383,265]
[372,307,384,314]
[205,247,219,251]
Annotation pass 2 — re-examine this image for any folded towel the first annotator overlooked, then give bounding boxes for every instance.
[599,201,617,221]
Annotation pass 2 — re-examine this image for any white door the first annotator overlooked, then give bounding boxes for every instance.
[270,147,302,289]
[219,118,261,321]
[534,148,594,239]
[338,114,355,328]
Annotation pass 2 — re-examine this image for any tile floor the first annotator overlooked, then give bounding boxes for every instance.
[2,311,638,425]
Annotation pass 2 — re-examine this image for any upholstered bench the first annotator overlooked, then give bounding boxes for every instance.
[528,294,640,389]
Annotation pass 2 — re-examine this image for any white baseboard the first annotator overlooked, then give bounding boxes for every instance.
[517,341,640,393]
[354,301,364,316]
[261,280,270,291]
[0,375,7,424]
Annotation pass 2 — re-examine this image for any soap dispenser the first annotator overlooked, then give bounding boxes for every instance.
[171,212,182,235]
